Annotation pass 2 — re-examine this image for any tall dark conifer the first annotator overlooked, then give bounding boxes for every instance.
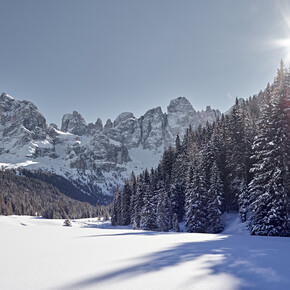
[111,186,121,226]
[140,185,157,231]
[121,180,132,225]
[185,161,207,233]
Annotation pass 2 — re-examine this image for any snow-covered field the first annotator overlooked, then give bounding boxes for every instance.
[0,214,289,290]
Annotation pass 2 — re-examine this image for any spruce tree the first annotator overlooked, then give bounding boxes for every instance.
[111,186,121,226]
[185,161,207,233]
[226,99,250,218]
[206,161,224,233]
[140,185,157,231]
[170,182,185,222]
[121,180,131,225]
[249,63,289,236]
[156,189,172,232]
[172,213,180,232]
[132,175,144,228]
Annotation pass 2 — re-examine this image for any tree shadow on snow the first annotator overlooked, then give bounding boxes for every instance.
[63,234,290,290]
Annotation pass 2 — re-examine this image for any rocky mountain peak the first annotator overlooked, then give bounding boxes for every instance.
[95,118,103,131]
[104,119,113,131]
[114,112,135,127]
[167,97,196,114]
[143,106,163,118]
[61,111,87,135]
[0,93,14,114]
[0,92,14,102]
[0,93,47,135]
[206,105,212,112]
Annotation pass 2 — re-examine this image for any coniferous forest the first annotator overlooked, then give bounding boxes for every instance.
[0,170,110,219]
[112,61,290,236]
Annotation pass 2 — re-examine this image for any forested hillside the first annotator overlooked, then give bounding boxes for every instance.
[112,61,290,236]
[0,170,109,219]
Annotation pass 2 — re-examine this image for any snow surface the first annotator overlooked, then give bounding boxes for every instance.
[0,214,290,290]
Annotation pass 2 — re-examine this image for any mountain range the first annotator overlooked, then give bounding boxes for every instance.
[0,92,220,204]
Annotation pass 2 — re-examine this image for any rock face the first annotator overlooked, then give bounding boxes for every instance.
[0,93,221,203]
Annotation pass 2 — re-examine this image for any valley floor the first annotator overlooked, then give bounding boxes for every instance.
[0,215,289,290]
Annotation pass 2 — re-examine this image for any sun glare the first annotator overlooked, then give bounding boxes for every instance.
[272,38,290,63]
[272,4,290,64]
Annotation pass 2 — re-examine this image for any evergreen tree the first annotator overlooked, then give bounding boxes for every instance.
[140,185,157,231]
[249,63,290,236]
[226,98,250,218]
[156,189,172,232]
[111,186,121,226]
[132,175,145,228]
[129,172,137,223]
[170,182,185,222]
[185,162,208,233]
[206,161,224,233]
[121,180,131,225]
[172,213,180,232]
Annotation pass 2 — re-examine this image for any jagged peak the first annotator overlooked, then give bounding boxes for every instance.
[143,106,163,117]
[95,118,103,130]
[114,112,135,127]
[62,111,86,123]
[104,119,113,130]
[167,97,195,114]
[206,105,212,112]
[61,111,87,135]
[0,92,14,101]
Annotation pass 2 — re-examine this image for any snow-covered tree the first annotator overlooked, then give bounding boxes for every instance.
[185,162,208,233]
[132,175,145,228]
[249,62,290,236]
[156,189,172,232]
[206,161,224,233]
[140,185,157,231]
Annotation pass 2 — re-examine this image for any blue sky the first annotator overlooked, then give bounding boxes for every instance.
[1,0,290,126]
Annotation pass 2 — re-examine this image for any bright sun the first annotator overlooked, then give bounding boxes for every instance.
[271,5,290,64]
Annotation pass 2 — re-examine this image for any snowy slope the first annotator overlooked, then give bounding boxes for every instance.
[0,215,290,290]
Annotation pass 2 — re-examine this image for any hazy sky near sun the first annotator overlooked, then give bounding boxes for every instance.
[1,0,290,126]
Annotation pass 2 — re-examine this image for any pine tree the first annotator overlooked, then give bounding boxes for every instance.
[121,180,131,225]
[238,181,248,222]
[206,161,224,233]
[111,186,121,226]
[226,99,250,218]
[132,175,144,228]
[140,185,157,231]
[170,182,185,222]
[172,213,180,232]
[185,161,207,233]
[249,62,289,236]
[161,146,175,184]
[156,189,172,232]
[129,172,137,223]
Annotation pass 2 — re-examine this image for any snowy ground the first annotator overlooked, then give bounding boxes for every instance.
[0,214,290,290]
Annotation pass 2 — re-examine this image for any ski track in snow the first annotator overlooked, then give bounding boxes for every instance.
[0,214,289,290]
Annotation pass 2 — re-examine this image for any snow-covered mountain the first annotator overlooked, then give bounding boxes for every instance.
[0,92,220,204]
